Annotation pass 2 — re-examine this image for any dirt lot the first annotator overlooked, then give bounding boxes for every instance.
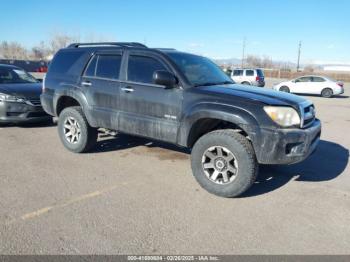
[0,79,349,254]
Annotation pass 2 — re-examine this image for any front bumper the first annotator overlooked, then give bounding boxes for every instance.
[0,101,51,123]
[254,119,321,165]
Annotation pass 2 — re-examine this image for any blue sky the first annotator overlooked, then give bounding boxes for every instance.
[1,0,349,64]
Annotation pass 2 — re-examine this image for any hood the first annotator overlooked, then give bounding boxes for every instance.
[199,84,308,107]
[0,83,42,98]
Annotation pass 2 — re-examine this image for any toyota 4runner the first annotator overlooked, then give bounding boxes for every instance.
[41,42,321,197]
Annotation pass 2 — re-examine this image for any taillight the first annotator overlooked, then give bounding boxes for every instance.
[337,82,343,87]
[256,76,260,81]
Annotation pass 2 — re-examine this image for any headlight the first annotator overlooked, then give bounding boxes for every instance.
[0,93,25,103]
[264,106,300,127]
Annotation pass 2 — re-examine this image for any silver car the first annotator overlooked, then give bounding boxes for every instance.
[230,68,265,87]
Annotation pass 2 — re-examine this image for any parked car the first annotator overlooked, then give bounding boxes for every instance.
[0,64,51,123]
[273,75,344,98]
[41,42,321,198]
[229,68,265,87]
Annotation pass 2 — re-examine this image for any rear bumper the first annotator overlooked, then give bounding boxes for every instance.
[254,119,321,165]
[40,93,55,116]
[0,101,51,123]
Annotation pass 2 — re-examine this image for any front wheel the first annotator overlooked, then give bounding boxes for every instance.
[58,106,98,153]
[279,86,290,93]
[191,130,258,197]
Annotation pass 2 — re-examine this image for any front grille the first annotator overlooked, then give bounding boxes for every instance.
[27,98,42,106]
[302,104,315,128]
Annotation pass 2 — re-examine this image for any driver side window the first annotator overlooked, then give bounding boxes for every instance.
[296,77,312,83]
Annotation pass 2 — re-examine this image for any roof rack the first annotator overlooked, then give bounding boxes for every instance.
[67,42,147,48]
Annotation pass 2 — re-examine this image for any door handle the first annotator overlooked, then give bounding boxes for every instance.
[82,81,92,87]
[121,87,134,93]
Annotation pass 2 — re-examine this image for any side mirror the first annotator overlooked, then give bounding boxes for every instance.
[153,70,177,88]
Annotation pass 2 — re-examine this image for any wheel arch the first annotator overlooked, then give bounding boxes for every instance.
[178,104,260,148]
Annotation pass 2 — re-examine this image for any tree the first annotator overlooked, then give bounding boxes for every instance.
[31,41,50,60]
[0,41,29,59]
[48,32,80,55]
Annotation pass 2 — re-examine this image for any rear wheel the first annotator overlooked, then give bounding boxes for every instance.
[191,130,258,198]
[280,86,290,93]
[58,106,97,153]
[241,81,250,85]
[321,88,333,98]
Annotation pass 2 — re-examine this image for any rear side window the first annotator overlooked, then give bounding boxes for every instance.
[127,55,166,84]
[312,77,325,82]
[95,55,122,79]
[49,51,85,74]
[257,69,264,77]
[233,70,243,76]
[245,70,254,76]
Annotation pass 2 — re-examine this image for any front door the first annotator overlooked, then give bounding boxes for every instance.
[293,76,313,94]
[118,51,182,143]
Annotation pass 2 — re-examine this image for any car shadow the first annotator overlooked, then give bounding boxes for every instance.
[299,94,349,99]
[92,136,348,197]
[0,118,55,128]
[241,140,349,197]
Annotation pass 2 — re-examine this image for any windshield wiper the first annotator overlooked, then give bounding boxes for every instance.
[193,81,234,87]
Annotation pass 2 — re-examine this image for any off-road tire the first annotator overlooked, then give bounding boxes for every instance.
[58,106,97,153]
[191,129,258,197]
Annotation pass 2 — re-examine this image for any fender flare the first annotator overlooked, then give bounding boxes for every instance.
[177,102,261,147]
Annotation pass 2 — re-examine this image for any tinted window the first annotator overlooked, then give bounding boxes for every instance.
[246,70,254,76]
[257,69,264,77]
[312,77,325,82]
[49,51,85,74]
[128,55,166,84]
[84,56,97,77]
[96,55,122,79]
[233,70,243,76]
[296,77,312,83]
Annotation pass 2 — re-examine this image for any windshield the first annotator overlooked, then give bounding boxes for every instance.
[0,67,38,84]
[167,52,233,87]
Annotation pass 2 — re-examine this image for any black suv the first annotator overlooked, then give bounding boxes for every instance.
[41,42,321,197]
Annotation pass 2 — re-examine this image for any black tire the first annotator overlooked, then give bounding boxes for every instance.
[58,106,97,153]
[241,81,251,85]
[321,88,333,98]
[280,86,290,93]
[191,129,258,198]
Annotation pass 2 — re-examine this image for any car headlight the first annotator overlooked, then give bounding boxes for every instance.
[263,106,300,127]
[0,93,25,103]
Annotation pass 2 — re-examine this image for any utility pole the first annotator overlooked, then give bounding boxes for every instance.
[297,41,302,72]
[241,37,246,69]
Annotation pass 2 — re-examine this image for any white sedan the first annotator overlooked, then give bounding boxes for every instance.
[273,75,344,98]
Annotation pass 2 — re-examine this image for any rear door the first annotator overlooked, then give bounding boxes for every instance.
[80,51,123,129]
[311,76,327,94]
[118,51,182,143]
